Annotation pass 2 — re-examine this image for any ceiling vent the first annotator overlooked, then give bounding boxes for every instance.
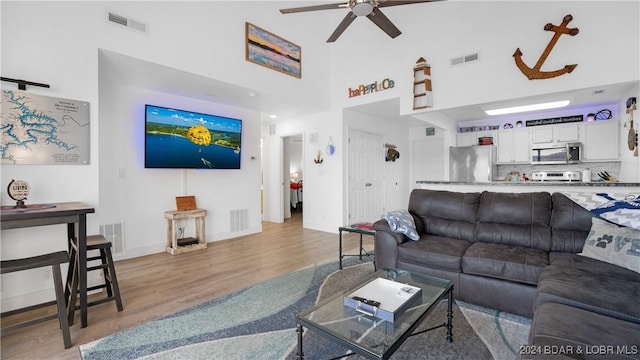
[106,11,148,34]
[451,52,479,66]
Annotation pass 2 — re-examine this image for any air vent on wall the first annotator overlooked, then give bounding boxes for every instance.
[451,52,479,66]
[100,222,124,255]
[106,11,148,34]
[230,209,248,233]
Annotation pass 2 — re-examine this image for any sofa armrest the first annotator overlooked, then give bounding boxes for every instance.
[373,219,407,270]
[373,218,408,244]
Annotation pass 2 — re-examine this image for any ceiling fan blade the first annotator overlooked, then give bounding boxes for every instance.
[327,12,357,42]
[366,8,401,39]
[280,2,347,14]
[377,0,443,8]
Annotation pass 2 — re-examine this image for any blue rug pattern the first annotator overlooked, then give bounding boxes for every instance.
[80,259,366,359]
[80,258,530,360]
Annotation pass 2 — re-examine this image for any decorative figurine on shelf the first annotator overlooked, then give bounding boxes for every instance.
[413,57,433,110]
[314,150,323,164]
[7,179,30,209]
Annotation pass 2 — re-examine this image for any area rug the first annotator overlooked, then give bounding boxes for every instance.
[80,259,530,360]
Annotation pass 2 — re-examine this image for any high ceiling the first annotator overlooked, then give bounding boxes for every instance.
[98,50,326,122]
[100,50,637,127]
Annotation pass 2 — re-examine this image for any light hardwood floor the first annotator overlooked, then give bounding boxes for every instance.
[0,212,375,360]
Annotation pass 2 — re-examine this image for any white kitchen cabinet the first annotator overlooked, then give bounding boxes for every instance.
[497,128,531,164]
[457,130,496,147]
[531,123,581,143]
[456,132,475,147]
[583,120,619,161]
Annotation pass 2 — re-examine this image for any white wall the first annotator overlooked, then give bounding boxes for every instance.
[97,77,263,258]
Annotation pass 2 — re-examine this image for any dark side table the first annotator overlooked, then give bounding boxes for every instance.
[338,224,375,269]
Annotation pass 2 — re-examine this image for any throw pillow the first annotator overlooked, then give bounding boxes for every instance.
[382,210,419,241]
[579,217,640,274]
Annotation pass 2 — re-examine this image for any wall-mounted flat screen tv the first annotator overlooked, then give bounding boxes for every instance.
[145,104,242,169]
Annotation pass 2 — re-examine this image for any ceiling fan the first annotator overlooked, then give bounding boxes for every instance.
[279,0,442,43]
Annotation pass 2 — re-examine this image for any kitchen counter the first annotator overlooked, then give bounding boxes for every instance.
[415,181,640,194]
[416,181,640,187]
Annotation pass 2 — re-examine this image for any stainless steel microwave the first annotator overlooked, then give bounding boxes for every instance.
[531,142,582,165]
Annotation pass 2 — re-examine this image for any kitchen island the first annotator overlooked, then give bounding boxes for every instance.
[416,181,640,194]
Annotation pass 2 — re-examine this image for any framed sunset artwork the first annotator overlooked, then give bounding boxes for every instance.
[245,22,301,78]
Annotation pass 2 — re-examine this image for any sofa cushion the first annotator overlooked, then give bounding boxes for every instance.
[550,193,594,253]
[535,265,640,324]
[477,192,552,251]
[548,252,640,282]
[462,242,549,285]
[397,235,472,272]
[579,217,640,274]
[408,189,480,242]
[529,302,640,360]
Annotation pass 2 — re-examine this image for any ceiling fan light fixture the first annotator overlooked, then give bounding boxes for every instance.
[350,0,374,16]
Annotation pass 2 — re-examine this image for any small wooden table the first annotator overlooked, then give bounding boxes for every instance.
[338,224,375,269]
[164,209,207,255]
[1,202,95,328]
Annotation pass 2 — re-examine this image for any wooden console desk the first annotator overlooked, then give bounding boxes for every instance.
[164,208,207,255]
[1,202,95,328]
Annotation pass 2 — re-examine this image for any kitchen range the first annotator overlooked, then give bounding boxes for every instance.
[531,170,582,182]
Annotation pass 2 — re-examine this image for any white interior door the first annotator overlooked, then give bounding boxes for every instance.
[348,129,383,224]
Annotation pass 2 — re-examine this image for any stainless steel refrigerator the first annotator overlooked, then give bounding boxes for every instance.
[449,145,497,182]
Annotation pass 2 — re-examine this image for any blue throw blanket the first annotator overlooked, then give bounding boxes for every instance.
[563,192,640,230]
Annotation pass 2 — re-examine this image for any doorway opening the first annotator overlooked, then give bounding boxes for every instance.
[284,134,303,225]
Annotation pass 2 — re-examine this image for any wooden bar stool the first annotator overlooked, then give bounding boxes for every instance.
[1,251,72,349]
[66,235,123,324]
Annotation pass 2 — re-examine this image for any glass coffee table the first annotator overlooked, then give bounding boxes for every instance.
[295,268,453,360]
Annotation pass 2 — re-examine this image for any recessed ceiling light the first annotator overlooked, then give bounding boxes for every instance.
[269,114,277,119]
[248,91,257,97]
[484,100,570,116]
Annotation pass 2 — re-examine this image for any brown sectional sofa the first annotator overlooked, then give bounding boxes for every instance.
[373,189,640,359]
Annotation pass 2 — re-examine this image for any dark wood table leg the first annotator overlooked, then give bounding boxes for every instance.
[66,223,77,325]
[77,215,88,328]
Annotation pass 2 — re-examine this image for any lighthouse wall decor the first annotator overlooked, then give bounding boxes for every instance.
[513,14,579,80]
[413,57,433,110]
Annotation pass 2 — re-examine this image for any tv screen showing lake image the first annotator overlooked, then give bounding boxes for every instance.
[145,105,242,169]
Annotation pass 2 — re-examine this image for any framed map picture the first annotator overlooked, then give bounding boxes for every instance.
[245,22,301,78]
[1,90,90,165]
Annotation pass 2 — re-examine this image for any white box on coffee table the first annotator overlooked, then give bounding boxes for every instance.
[344,277,422,323]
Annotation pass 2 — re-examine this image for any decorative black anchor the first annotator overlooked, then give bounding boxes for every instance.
[513,14,579,80]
